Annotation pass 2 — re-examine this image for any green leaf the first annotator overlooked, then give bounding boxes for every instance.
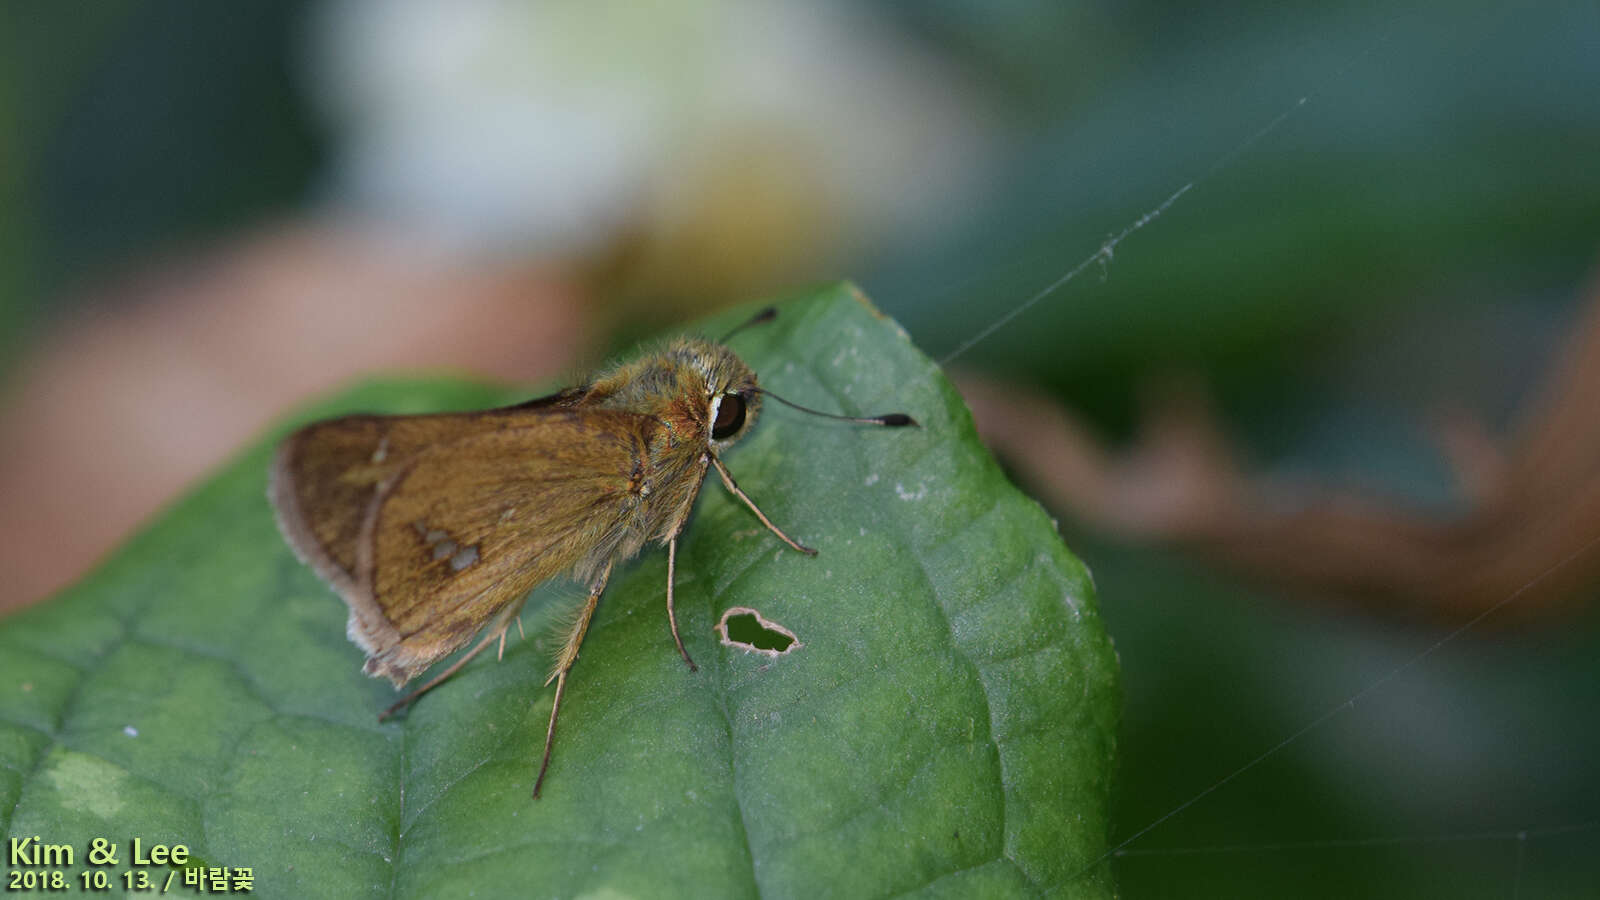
[1,284,1119,898]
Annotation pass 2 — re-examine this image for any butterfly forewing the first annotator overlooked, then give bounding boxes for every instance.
[271,404,659,685]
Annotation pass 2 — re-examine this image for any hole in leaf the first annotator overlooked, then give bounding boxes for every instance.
[715,606,802,657]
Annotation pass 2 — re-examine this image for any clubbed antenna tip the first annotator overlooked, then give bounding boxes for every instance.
[757,388,916,428]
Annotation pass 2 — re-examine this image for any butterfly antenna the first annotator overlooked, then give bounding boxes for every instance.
[719,307,779,343]
[755,388,917,427]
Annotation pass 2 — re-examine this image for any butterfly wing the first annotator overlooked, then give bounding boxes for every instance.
[270,400,658,686]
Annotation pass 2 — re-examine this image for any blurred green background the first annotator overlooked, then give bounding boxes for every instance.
[4,0,1598,896]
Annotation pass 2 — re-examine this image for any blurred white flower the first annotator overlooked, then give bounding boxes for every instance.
[305,0,997,296]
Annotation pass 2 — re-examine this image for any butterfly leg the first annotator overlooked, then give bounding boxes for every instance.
[707,453,817,556]
[534,563,612,798]
[666,535,698,672]
[379,598,526,721]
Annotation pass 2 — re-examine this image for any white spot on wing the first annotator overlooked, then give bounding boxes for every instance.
[414,521,479,571]
[450,545,480,571]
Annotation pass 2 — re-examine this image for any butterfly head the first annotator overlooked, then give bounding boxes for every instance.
[670,338,762,451]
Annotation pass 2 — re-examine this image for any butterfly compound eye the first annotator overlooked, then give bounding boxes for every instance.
[712,392,747,440]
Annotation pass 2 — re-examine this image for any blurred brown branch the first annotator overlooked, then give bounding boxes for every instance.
[958,268,1600,623]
